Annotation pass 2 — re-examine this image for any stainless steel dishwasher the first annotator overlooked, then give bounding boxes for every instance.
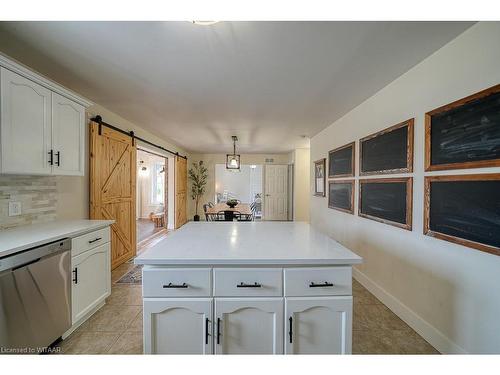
[0,238,71,354]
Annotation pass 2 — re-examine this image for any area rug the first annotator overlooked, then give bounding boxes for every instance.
[116,264,143,284]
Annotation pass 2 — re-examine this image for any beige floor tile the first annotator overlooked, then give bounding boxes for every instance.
[108,332,143,354]
[126,309,143,333]
[106,285,143,306]
[111,263,136,283]
[82,304,141,333]
[59,332,121,354]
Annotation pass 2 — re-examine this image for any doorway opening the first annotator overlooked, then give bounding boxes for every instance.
[136,148,169,248]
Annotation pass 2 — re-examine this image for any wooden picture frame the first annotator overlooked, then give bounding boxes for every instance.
[424,174,500,256]
[328,180,355,214]
[314,158,326,197]
[358,177,413,230]
[359,119,414,176]
[328,142,355,178]
[425,84,500,171]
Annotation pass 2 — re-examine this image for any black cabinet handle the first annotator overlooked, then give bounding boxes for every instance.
[88,237,102,244]
[216,318,221,345]
[289,316,293,343]
[72,267,78,284]
[205,318,210,345]
[55,151,61,166]
[309,281,334,288]
[236,282,262,288]
[48,150,54,165]
[162,282,189,289]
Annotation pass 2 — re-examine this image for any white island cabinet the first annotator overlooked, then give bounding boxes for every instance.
[136,222,362,355]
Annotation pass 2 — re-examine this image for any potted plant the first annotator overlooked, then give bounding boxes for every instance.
[226,199,239,208]
[188,161,208,221]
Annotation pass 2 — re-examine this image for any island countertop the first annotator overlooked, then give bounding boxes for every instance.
[135,222,362,266]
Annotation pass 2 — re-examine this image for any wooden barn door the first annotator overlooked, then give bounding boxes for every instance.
[90,121,137,269]
[175,156,187,229]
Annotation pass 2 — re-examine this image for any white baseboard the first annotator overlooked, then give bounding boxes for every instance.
[353,267,466,354]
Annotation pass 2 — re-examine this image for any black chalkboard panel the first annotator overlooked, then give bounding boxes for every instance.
[328,181,354,214]
[360,120,413,175]
[426,85,500,171]
[359,178,412,230]
[328,143,354,177]
[425,175,500,255]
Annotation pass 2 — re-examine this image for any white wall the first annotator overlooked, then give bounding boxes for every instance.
[310,22,500,354]
[215,164,262,203]
[293,148,310,222]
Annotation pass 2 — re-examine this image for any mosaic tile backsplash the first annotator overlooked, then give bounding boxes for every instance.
[0,175,57,229]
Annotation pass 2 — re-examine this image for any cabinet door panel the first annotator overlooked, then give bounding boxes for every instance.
[71,243,111,323]
[52,92,85,175]
[285,297,352,354]
[0,68,52,174]
[215,298,283,354]
[143,298,212,354]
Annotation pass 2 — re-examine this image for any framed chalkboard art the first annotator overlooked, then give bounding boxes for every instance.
[328,180,354,214]
[425,84,500,171]
[359,177,413,230]
[359,119,414,176]
[424,174,500,256]
[328,142,355,178]
[314,158,326,197]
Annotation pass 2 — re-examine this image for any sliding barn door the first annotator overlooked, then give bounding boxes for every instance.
[90,121,137,269]
[175,156,187,229]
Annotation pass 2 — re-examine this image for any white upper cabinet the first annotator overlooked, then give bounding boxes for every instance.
[0,68,52,175]
[52,92,85,175]
[0,55,92,176]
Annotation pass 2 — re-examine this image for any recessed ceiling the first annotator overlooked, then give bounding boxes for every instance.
[0,21,474,154]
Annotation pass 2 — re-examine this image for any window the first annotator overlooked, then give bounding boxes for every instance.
[151,162,165,205]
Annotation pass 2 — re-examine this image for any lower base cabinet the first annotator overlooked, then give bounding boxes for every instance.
[285,297,352,354]
[215,298,283,354]
[143,298,213,354]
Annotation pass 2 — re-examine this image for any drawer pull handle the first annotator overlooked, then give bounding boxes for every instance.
[236,282,262,288]
[309,281,334,288]
[217,318,221,344]
[163,282,189,289]
[88,237,102,244]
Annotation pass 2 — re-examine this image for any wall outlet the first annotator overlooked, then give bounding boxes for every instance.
[8,201,22,217]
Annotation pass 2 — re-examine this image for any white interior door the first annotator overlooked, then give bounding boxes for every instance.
[264,164,288,220]
[215,298,283,354]
[285,296,352,354]
[143,298,213,354]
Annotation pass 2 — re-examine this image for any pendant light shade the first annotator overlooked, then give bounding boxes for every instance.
[226,136,241,171]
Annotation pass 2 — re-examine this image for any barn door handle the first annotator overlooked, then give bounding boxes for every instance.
[216,318,221,345]
[289,316,293,343]
[309,281,334,288]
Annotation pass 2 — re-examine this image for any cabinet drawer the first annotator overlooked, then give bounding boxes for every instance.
[214,268,282,297]
[143,268,211,297]
[284,267,351,297]
[72,227,110,256]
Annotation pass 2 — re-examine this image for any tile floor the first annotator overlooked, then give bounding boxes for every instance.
[56,262,439,354]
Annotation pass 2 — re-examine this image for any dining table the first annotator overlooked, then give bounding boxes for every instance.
[206,202,253,219]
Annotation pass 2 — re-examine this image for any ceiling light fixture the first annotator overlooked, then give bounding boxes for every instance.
[191,21,219,26]
[226,136,241,171]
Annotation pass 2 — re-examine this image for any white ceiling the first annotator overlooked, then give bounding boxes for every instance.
[0,21,473,154]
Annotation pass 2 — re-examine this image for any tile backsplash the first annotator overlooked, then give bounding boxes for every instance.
[0,175,57,229]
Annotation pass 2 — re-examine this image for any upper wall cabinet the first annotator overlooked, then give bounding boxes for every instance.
[0,55,92,176]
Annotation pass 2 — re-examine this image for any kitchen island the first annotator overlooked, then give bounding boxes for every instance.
[135,221,362,355]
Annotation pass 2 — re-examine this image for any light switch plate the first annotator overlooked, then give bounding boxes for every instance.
[8,201,22,216]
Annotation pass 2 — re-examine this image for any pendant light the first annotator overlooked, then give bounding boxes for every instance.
[226,136,241,171]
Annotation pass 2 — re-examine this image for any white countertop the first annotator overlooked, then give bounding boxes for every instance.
[0,219,114,258]
[135,222,362,266]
